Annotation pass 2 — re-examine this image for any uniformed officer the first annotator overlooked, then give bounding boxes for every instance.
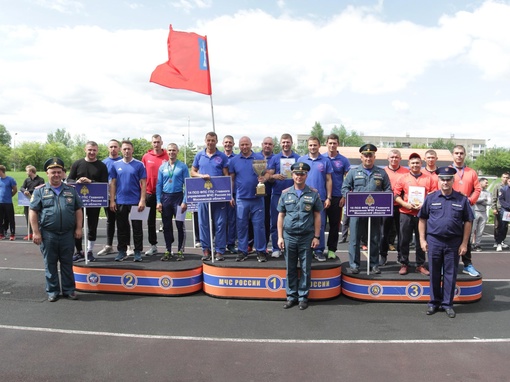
[341,144,392,274]
[418,167,474,318]
[29,158,83,302]
[277,162,323,310]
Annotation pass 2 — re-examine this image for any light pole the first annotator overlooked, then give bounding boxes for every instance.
[13,132,17,171]
[182,134,186,166]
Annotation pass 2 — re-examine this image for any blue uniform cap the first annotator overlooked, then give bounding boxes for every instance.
[435,166,457,177]
[359,143,377,154]
[43,157,65,171]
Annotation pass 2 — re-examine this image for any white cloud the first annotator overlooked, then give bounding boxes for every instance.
[484,100,510,115]
[34,0,84,14]
[392,100,410,113]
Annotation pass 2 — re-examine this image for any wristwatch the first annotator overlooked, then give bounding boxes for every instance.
[314,236,320,240]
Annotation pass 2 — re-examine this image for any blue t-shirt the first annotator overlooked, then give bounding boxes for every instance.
[0,176,17,203]
[192,149,228,176]
[267,151,301,195]
[322,152,351,197]
[103,156,123,181]
[297,155,333,201]
[229,151,260,199]
[109,159,147,205]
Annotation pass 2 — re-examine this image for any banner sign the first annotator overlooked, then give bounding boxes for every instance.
[185,176,232,203]
[346,192,394,217]
[71,183,109,208]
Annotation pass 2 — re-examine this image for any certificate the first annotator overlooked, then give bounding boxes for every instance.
[408,186,425,206]
[503,211,510,222]
[280,158,295,179]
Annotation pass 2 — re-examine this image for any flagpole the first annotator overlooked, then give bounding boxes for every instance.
[204,35,215,133]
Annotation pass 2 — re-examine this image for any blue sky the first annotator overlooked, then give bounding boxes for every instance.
[1,0,509,149]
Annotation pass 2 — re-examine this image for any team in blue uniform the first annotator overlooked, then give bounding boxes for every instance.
[265,133,301,258]
[222,135,238,254]
[297,136,333,261]
[418,167,474,318]
[278,162,323,310]
[322,134,351,259]
[229,136,267,262]
[29,158,83,302]
[191,132,229,261]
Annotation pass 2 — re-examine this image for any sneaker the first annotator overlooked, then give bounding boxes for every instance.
[86,251,96,262]
[9,235,15,241]
[327,250,337,260]
[247,245,254,254]
[314,251,326,262]
[496,244,502,252]
[236,252,249,262]
[379,255,387,266]
[72,251,85,262]
[215,252,225,261]
[361,245,368,251]
[158,223,163,232]
[350,267,359,274]
[474,246,483,252]
[227,244,238,254]
[388,244,396,251]
[48,295,59,302]
[493,242,498,248]
[371,265,381,274]
[145,245,158,256]
[415,265,430,276]
[97,245,113,256]
[462,264,480,277]
[194,242,201,248]
[399,264,409,275]
[202,250,212,261]
[0,234,5,240]
[126,246,134,256]
[502,242,509,249]
[133,251,143,262]
[271,250,281,258]
[114,251,128,262]
[176,251,184,261]
[23,234,33,240]
[257,251,267,263]
[161,251,172,261]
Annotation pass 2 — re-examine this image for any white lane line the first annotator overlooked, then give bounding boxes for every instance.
[1,324,510,344]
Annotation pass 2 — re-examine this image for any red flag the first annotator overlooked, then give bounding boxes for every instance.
[150,25,212,95]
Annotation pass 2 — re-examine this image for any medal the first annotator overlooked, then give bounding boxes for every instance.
[168,179,172,183]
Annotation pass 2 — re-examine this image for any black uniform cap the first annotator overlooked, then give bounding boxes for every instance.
[43,157,65,171]
[359,144,377,154]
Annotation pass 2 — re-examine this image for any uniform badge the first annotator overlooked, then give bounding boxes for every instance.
[304,204,312,211]
[375,180,381,186]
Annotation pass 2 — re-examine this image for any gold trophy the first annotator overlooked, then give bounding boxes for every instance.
[252,159,267,196]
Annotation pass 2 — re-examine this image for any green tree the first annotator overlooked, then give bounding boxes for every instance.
[128,138,152,160]
[310,122,325,144]
[330,125,364,147]
[0,124,11,146]
[179,140,198,168]
[0,144,11,169]
[11,142,47,170]
[47,128,72,147]
[272,136,281,154]
[44,142,73,170]
[473,147,510,176]
[431,138,455,151]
